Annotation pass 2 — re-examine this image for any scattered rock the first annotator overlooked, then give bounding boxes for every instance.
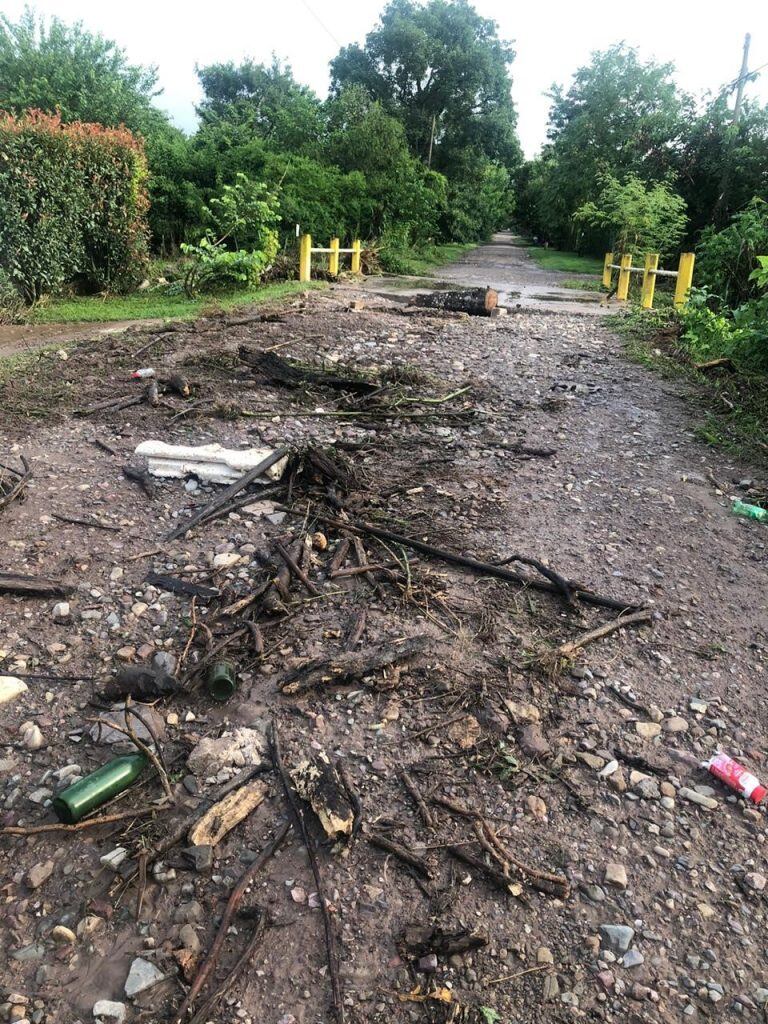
[634,721,661,739]
[100,847,128,871]
[599,925,635,956]
[679,787,718,810]
[50,925,77,945]
[26,860,54,889]
[0,676,28,705]
[124,957,165,998]
[604,862,628,889]
[519,723,550,758]
[52,601,71,621]
[19,721,44,750]
[93,1000,126,1023]
[622,948,645,968]
[745,871,766,892]
[187,725,267,776]
[525,794,547,820]
[662,716,688,733]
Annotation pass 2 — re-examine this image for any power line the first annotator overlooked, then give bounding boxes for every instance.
[297,0,342,47]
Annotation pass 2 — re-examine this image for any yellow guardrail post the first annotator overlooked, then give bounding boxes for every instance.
[299,233,312,283]
[641,253,659,310]
[351,239,362,275]
[617,253,632,301]
[329,237,340,277]
[674,252,695,308]
[602,252,613,288]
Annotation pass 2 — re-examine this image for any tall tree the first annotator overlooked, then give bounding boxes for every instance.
[538,44,691,246]
[330,0,521,170]
[196,57,324,155]
[0,7,168,138]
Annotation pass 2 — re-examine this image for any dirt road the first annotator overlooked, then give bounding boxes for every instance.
[0,262,766,1024]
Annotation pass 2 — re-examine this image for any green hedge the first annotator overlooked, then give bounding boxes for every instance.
[0,110,149,302]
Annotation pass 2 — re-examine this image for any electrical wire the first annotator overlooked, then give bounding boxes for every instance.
[297,0,342,47]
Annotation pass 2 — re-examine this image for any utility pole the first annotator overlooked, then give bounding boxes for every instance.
[427,113,436,168]
[733,32,751,124]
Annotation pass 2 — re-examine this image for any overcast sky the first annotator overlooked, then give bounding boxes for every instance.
[4,0,768,156]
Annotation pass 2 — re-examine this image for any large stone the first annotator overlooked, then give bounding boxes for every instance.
[27,860,54,889]
[635,721,661,739]
[89,705,165,747]
[519,723,551,759]
[662,716,689,733]
[93,1000,126,1023]
[604,862,628,889]
[124,958,165,998]
[187,726,267,776]
[679,787,718,810]
[0,676,28,705]
[599,925,635,955]
[502,699,540,724]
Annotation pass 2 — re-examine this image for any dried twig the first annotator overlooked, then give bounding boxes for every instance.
[51,512,120,532]
[0,807,161,837]
[367,832,433,879]
[274,539,320,595]
[550,608,654,661]
[0,455,31,512]
[270,723,345,1024]
[401,772,436,829]
[173,822,290,1024]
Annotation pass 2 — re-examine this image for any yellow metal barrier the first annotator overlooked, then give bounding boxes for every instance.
[603,251,695,309]
[299,233,362,283]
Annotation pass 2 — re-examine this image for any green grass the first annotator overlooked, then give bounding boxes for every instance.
[526,245,604,275]
[561,277,604,292]
[386,242,475,277]
[609,308,768,462]
[30,280,322,324]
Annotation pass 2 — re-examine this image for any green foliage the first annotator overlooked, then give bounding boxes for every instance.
[30,280,322,323]
[574,172,687,258]
[696,199,768,307]
[180,174,280,296]
[0,111,149,302]
[330,0,521,171]
[0,7,168,137]
[526,246,604,275]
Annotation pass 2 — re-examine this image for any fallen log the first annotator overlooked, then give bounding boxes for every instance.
[239,347,377,393]
[291,753,354,841]
[0,572,73,597]
[412,287,498,317]
[279,635,430,695]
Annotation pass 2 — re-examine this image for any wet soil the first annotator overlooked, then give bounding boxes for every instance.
[0,280,767,1024]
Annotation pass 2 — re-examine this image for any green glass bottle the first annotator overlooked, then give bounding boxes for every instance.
[732,499,768,524]
[206,661,238,702]
[52,754,147,824]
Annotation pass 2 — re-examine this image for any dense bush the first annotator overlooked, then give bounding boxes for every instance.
[0,110,149,301]
[695,200,768,308]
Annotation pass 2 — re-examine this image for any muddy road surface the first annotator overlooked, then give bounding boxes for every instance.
[0,275,766,1024]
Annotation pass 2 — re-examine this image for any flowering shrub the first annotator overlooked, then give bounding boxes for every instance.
[0,110,149,301]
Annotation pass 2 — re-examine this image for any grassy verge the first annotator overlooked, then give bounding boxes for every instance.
[608,308,768,462]
[383,242,475,276]
[561,277,604,292]
[30,280,322,324]
[524,244,604,276]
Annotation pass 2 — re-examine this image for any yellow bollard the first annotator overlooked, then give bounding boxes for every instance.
[299,233,312,283]
[602,252,613,289]
[329,237,340,277]
[617,253,632,302]
[641,253,659,310]
[351,239,361,275]
[674,252,695,309]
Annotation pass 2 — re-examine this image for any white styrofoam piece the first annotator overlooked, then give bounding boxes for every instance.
[134,441,288,485]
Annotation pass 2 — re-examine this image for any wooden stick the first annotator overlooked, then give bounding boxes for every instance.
[344,610,367,650]
[553,609,654,660]
[173,822,290,1024]
[165,447,290,541]
[447,845,519,895]
[0,455,31,512]
[401,772,436,829]
[329,538,351,575]
[51,512,120,532]
[0,572,73,597]
[486,964,552,986]
[274,539,320,595]
[367,832,433,879]
[187,910,269,1024]
[338,763,363,839]
[289,511,644,613]
[0,806,161,837]
[270,723,345,1024]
